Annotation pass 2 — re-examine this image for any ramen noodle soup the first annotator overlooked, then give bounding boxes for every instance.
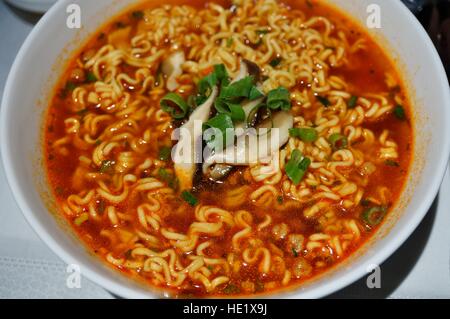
[44,0,413,297]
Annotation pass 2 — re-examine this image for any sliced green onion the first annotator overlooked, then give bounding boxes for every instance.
[214,98,245,121]
[187,95,197,109]
[277,195,284,204]
[195,94,207,106]
[269,57,282,67]
[155,63,163,87]
[289,127,318,143]
[65,81,77,91]
[256,29,270,35]
[86,72,98,83]
[198,64,229,96]
[220,76,254,99]
[384,160,400,167]
[292,247,299,257]
[131,11,144,20]
[329,133,348,150]
[316,95,330,107]
[158,168,178,189]
[55,186,64,196]
[222,283,241,294]
[198,73,217,96]
[213,64,229,85]
[394,104,406,120]
[99,160,115,173]
[197,64,263,117]
[361,206,387,226]
[160,93,190,119]
[348,95,358,108]
[253,38,263,47]
[181,190,198,206]
[226,103,245,121]
[74,213,89,226]
[267,87,291,110]
[249,86,264,100]
[158,146,172,161]
[285,149,311,185]
[255,280,264,292]
[203,113,234,148]
[226,37,234,47]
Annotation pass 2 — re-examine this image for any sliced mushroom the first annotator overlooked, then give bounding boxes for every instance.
[173,87,218,190]
[207,164,234,181]
[232,60,249,83]
[237,98,265,129]
[204,62,265,181]
[203,111,293,176]
[162,51,185,91]
[204,93,264,182]
[243,59,262,82]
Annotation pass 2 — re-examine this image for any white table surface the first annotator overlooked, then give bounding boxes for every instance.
[0,0,449,299]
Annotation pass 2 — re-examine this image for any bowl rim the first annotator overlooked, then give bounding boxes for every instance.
[1,0,450,299]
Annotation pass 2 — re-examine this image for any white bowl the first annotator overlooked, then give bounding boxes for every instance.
[1,0,450,298]
[5,0,57,13]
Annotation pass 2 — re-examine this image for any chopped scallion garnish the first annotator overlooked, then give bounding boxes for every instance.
[74,213,89,226]
[66,82,77,91]
[277,195,284,204]
[214,98,245,121]
[384,160,400,167]
[316,95,330,107]
[198,64,229,96]
[329,133,348,151]
[220,76,254,99]
[160,93,190,119]
[361,206,387,226]
[256,29,270,35]
[131,11,144,20]
[269,57,282,67]
[203,113,234,148]
[181,190,198,206]
[222,283,241,294]
[158,168,178,189]
[394,104,406,120]
[267,87,291,110]
[99,160,115,173]
[289,127,318,143]
[348,95,358,108]
[86,72,98,83]
[158,146,172,161]
[285,149,311,185]
[249,86,264,100]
